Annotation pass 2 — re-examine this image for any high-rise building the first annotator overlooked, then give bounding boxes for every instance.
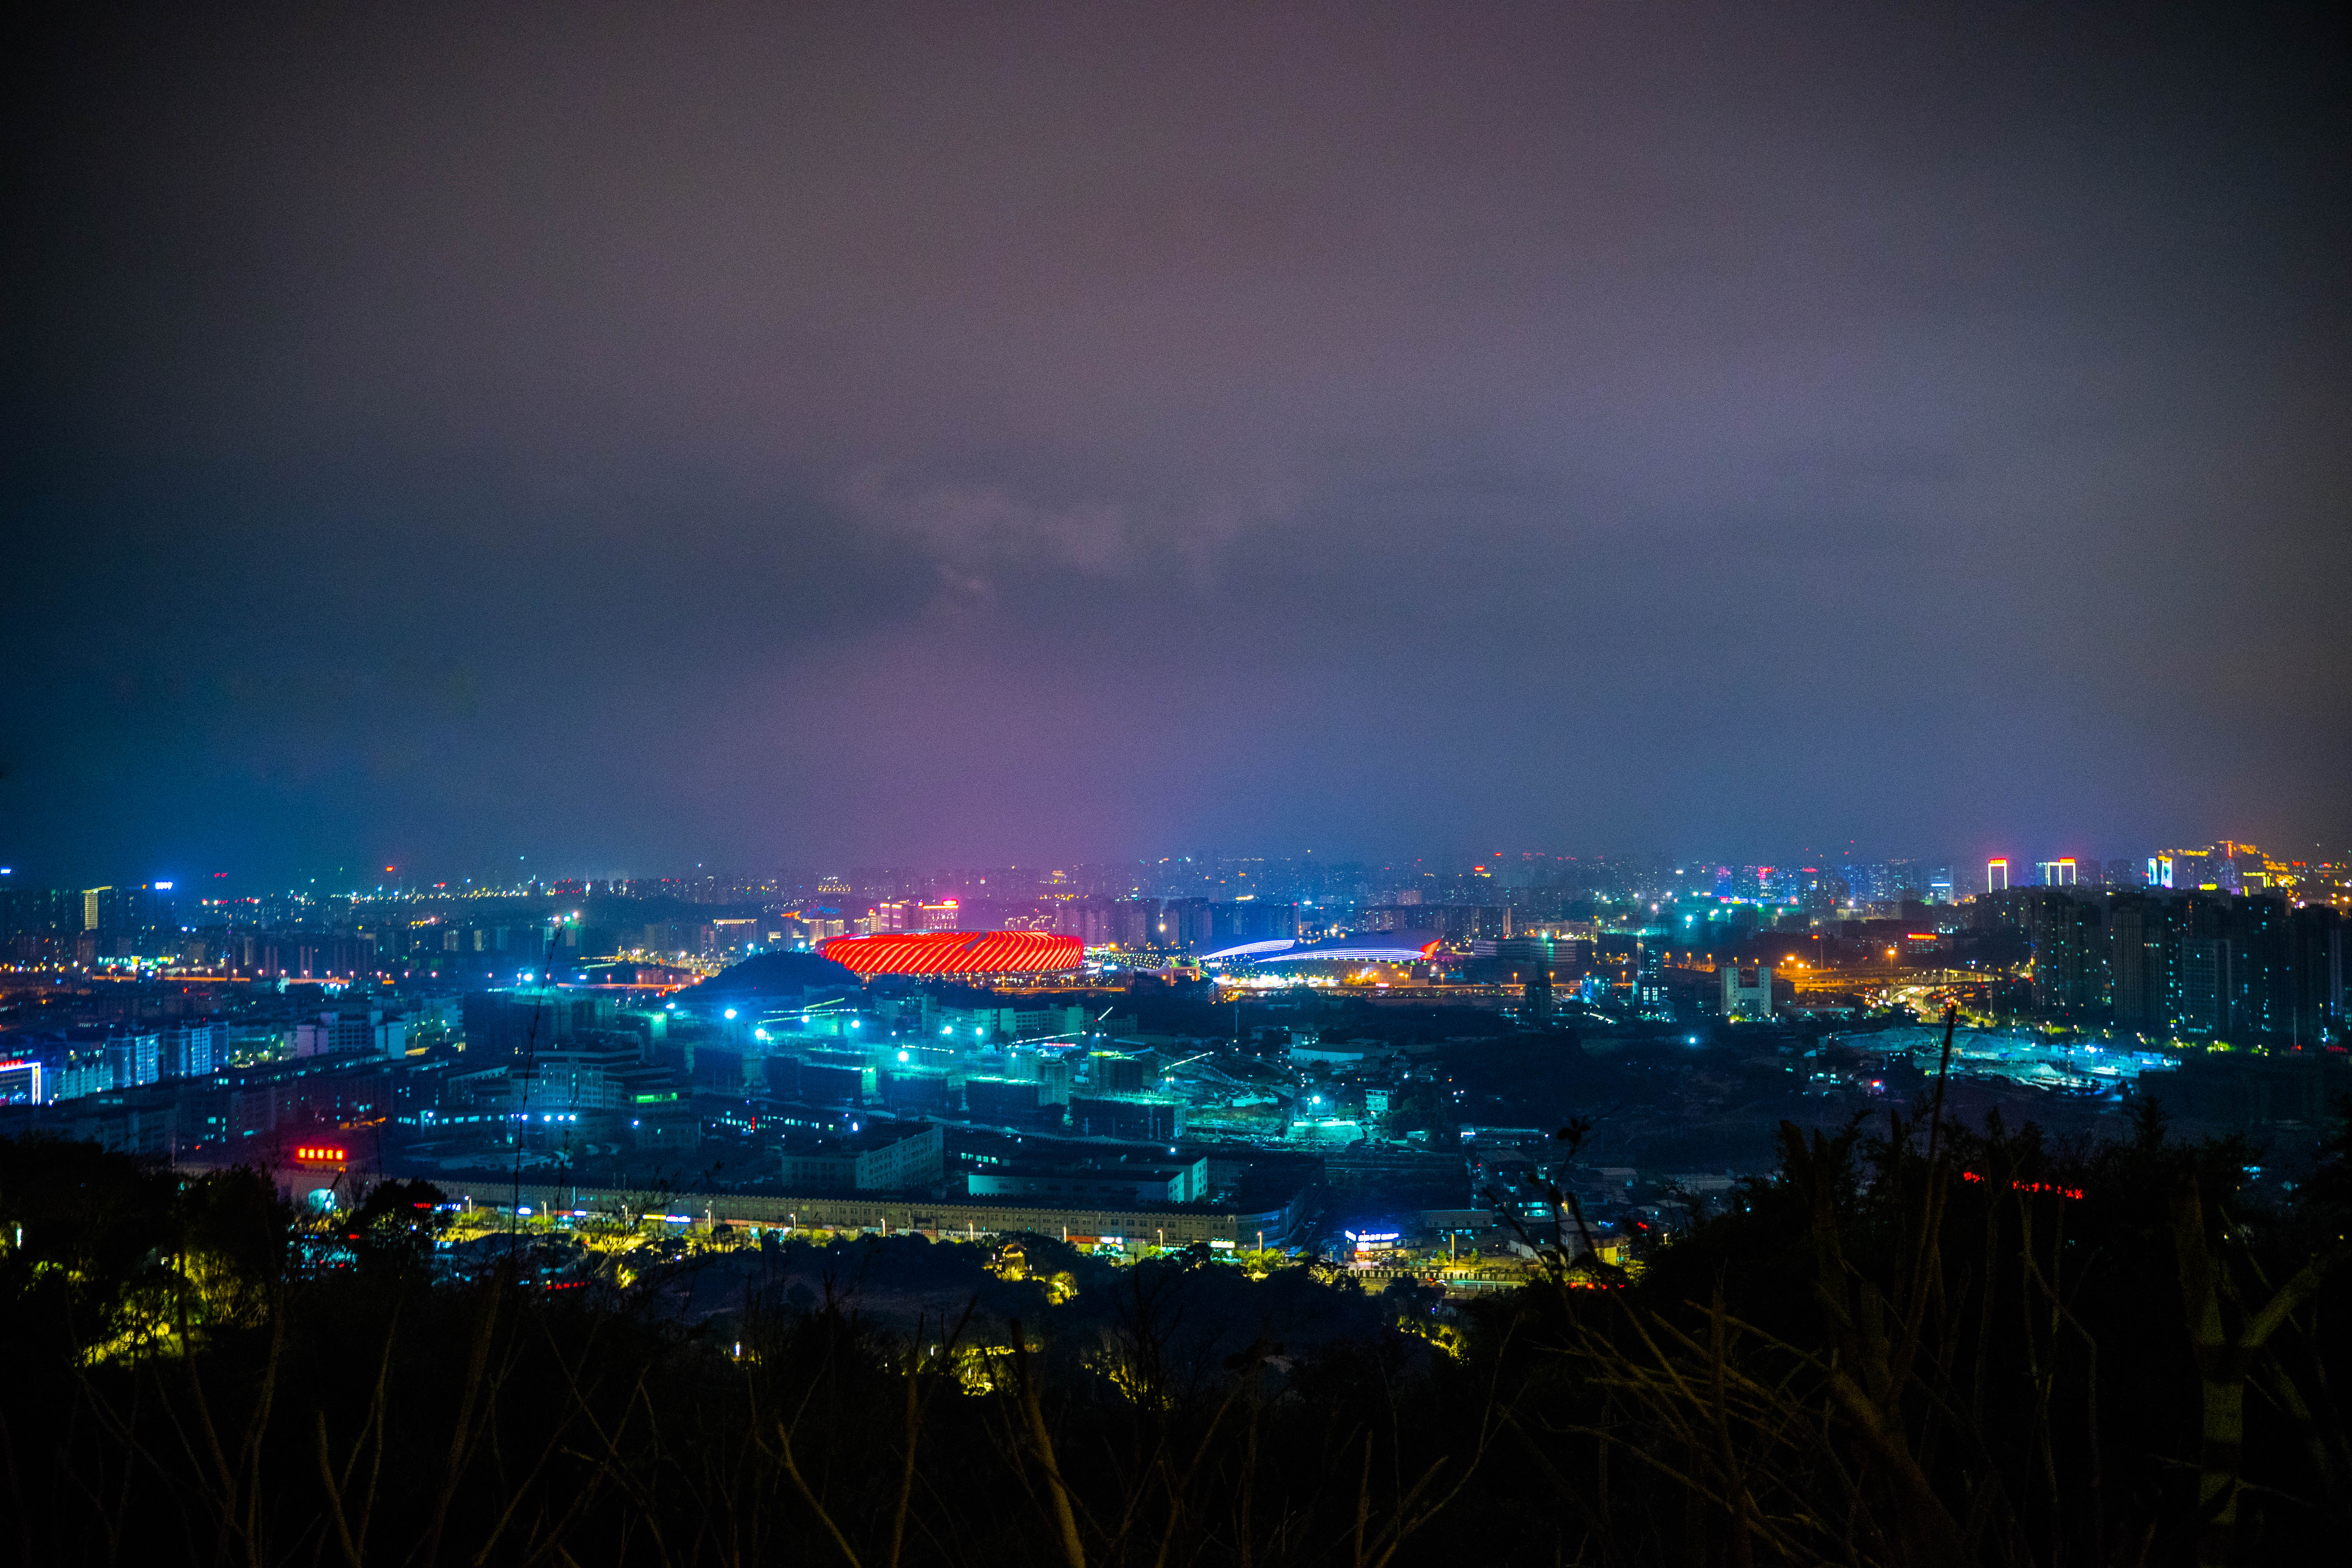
[2035,859,2078,887]
[1987,859,2010,893]
[2023,891,2103,1014]
[1209,900,1301,945]
[1054,900,1117,947]
[1840,861,1927,904]
[1983,889,2105,1017]
[2108,896,2178,1032]
[0,886,78,961]
[1112,899,1160,949]
[160,1022,221,1078]
[101,1031,160,1088]
[1155,898,1213,951]
[1721,964,1771,1020]
[2286,906,2344,1046]
[2229,896,2294,1040]
[2180,937,2230,1037]
[2154,849,2228,893]
[1637,939,1665,1011]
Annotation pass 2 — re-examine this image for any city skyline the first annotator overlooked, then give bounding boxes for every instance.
[6,834,2347,901]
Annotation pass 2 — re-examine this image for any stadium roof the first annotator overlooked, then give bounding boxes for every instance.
[1200,931,1441,964]
[821,930,1085,977]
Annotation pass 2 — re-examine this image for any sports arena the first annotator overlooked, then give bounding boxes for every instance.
[1197,931,1441,967]
[819,929,1085,978]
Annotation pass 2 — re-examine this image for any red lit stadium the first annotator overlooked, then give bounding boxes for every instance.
[818,930,1083,977]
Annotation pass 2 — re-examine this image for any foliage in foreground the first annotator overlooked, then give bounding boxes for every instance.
[1,1088,2346,1567]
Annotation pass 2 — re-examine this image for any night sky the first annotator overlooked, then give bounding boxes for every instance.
[5,3,2347,884]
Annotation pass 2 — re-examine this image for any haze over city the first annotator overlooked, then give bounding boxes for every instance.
[4,7,2348,1568]
[7,2,2348,882]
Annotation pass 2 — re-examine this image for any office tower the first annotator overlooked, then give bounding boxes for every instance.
[2035,859,2078,887]
[1987,859,2010,893]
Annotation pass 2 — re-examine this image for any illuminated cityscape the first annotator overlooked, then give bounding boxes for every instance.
[5,4,2348,1564]
[3,842,2350,1563]
[4,835,2343,1192]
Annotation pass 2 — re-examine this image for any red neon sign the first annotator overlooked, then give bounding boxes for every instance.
[1961,1170,2082,1200]
[295,1145,348,1163]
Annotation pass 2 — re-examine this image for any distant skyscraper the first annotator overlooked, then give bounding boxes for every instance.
[2035,858,2077,887]
[1987,859,2010,893]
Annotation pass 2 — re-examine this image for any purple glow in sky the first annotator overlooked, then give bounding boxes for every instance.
[4,2,2347,880]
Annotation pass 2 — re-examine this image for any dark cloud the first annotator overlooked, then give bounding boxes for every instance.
[4,2,2346,880]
